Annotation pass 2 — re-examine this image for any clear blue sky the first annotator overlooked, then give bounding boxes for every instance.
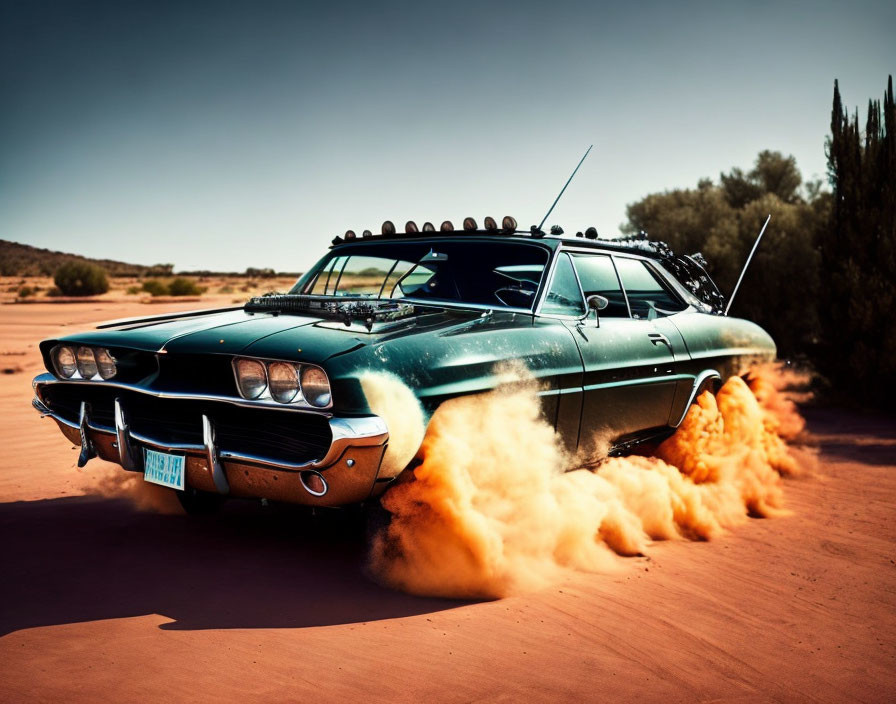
[1,0,893,272]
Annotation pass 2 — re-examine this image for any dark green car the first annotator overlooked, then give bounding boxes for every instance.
[31,221,775,511]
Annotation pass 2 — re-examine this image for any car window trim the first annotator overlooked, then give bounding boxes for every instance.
[611,254,688,315]
[552,249,634,320]
[534,251,587,318]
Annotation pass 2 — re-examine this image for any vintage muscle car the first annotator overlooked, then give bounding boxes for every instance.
[31,217,775,512]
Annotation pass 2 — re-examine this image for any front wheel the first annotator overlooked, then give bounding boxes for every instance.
[176,486,227,515]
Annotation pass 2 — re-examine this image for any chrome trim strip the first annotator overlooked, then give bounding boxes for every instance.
[202,414,230,494]
[77,401,95,467]
[32,374,334,417]
[582,374,690,393]
[95,306,243,329]
[672,370,721,427]
[114,397,140,471]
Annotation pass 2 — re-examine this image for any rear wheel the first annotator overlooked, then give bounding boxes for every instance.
[176,486,227,515]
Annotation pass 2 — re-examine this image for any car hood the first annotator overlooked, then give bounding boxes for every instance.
[50,309,367,363]
[48,305,487,364]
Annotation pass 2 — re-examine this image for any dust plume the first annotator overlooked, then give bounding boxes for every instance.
[88,464,184,514]
[360,371,426,479]
[369,367,809,599]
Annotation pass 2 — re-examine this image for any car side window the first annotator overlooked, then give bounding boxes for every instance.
[541,253,586,316]
[614,257,687,318]
[570,254,629,317]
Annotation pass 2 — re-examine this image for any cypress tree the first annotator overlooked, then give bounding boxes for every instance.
[819,76,896,408]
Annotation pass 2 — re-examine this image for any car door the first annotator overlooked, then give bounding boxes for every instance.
[566,251,684,451]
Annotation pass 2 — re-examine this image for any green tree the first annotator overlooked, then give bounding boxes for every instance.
[623,151,825,358]
[53,262,109,296]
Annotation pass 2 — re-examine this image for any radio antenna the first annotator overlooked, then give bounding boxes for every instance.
[537,145,593,232]
[725,214,771,316]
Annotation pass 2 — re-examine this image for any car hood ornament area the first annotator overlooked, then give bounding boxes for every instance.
[245,294,417,330]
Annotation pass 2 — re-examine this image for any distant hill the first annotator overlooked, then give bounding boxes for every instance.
[0,240,172,277]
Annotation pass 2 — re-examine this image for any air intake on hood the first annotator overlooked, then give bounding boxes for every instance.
[245,295,415,330]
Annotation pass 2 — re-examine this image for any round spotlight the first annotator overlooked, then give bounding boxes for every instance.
[95,348,117,379]
[422,222,436,232]
[501,216,517,232]
[585,227,598,239]
[462,217,477,231]
[381,221,396,235]
[344,230,357,241]
[405,221,419,234]
[300,366,331,408]
[362,229,373,238]
[53,345,77,378]
[575,231,584,238]
[235,358,267,399]
[440,220,454,232]
[268,361,299,403]
[550,225,564,235]
[483,216,497,231]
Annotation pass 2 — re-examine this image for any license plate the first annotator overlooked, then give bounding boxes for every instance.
[143,448,185,490]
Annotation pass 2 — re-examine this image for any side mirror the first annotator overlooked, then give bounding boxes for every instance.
[579,295,609,328]
[587,295,609,312]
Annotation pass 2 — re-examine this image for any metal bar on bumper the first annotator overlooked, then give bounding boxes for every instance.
[32,377,389,474]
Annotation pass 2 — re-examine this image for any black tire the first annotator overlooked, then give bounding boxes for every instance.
[176,486,227,515]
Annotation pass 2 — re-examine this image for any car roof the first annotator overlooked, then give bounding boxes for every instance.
[329,231,667,260]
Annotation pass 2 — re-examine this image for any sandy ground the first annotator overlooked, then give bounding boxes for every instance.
[0,301,894,702]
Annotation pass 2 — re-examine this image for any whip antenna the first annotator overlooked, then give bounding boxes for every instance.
[537,145,592,232]
[725,214,771,316]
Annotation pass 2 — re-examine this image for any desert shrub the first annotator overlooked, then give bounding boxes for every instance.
[54,262,109,296]
[167,277,204,296]
[46,286,62,297]
[141,279,169,296]
[17,285,35,298]
[218,285,234,294]
[125,285,141,295]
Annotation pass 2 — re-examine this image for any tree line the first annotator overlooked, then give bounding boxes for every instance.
[623,76,894,409]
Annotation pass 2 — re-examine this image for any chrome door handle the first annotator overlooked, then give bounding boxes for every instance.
[648,332,671,349]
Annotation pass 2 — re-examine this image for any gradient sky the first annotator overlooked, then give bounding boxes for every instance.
[1,0,893,272]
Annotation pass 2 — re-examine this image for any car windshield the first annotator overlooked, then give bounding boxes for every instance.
[293,240,550,310]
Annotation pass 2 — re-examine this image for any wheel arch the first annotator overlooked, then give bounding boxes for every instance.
[670,369,721,428]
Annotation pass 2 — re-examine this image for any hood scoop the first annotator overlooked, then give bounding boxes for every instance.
[245,294,416,331]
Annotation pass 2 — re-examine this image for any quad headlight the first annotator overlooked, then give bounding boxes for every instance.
[76,346,98,379]
[53,345,77,378]
[300,366,331,408]
[235,358,267,399]
[268,362,299,404]
[52,345,117,380]
[232,357,331,407]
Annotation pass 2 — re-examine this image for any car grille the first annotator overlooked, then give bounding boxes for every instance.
[40,383,332,466]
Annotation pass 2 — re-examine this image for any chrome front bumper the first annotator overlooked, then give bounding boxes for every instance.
[32,375,390,506]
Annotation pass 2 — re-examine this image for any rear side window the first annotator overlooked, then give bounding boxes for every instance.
[614,257,687,318]
[570,254,629,317]
[541,253,585,316]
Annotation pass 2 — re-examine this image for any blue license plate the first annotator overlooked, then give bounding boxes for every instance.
[143,448,185,490]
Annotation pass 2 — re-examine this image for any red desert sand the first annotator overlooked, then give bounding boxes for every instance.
[0,301,894,702]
